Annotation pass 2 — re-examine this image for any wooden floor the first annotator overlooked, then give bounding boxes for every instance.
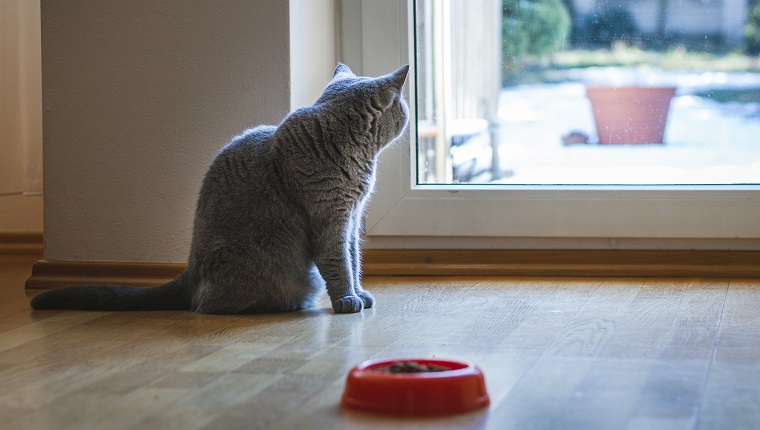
[2,254,759,430]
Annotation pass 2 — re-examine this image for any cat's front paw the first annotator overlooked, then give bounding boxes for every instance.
[357,290,375,308]
[332,296,364,313]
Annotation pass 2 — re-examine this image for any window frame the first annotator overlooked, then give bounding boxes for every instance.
[349,0,760,248]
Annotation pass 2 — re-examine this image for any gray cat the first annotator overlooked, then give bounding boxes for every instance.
[31,64,409,314]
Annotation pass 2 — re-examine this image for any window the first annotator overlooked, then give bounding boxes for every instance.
[342,0,760,249]
[415,0,760,186]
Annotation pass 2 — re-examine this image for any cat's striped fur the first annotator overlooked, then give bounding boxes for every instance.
[31,64,410,314]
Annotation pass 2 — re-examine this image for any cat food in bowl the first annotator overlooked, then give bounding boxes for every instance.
[341,358,489,416]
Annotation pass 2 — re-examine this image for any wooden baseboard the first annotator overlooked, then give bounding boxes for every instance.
[0,232,43,255]
[25,249,760,291]
[362,249,760,277]
[25,260,185,290]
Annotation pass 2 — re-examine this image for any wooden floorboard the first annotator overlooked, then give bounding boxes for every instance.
[2,255,759,429]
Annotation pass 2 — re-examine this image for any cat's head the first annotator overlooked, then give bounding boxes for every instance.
[317,64,410,151]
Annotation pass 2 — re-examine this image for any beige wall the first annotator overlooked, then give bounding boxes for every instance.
[1,0,42,197]
[1,0,43,234]
[42,0,291,262]
[0,195,43,233]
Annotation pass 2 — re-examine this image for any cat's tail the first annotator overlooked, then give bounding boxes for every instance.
[30,273,191,311]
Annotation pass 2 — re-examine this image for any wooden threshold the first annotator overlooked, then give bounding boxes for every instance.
[0,232,43,255]
[24,249,760,291]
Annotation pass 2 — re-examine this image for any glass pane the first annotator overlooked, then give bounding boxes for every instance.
[414,0,760,185]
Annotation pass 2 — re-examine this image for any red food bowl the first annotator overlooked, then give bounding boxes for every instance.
[341,358,490,416]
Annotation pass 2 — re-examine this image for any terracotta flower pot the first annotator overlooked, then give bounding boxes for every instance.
[585,86,676,144]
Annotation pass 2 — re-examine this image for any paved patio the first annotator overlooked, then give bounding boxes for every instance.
[455,68,760,185]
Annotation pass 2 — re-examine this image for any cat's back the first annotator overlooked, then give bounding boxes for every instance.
[198,125,279,205]
[219,124,278,157]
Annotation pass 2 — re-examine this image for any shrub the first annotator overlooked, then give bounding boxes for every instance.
[502,0,571,74]
[746,0,760,55]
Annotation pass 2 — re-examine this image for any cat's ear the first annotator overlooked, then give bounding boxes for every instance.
[374,65,409,108]
[383,64,409,92]
[333,63,355,79]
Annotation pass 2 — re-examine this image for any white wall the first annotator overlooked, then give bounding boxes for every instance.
[290,0,336,109]
[42,0,291,262]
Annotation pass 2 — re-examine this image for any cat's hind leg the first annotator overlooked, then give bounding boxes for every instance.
[191,257,322,314]
[192,279,316,314]
[192,284,240,314]
[191,280,255,314]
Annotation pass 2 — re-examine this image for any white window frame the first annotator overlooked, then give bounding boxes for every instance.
[344,0,760,249]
